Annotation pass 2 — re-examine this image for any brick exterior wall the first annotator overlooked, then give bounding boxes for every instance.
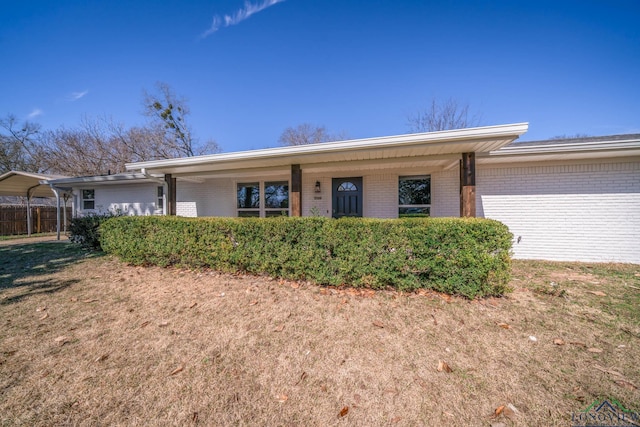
[76,183,160,216]
[476,159,640,264]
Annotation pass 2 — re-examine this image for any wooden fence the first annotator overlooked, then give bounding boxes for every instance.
[0,206,72,236]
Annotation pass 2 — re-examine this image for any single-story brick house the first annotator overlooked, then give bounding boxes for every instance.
[46,123,640,264]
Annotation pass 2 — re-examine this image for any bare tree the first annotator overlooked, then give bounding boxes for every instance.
[39,117,192,176]
[0,114,43,173]
[279,123,348,146]
[143,82,219,156]
[407,98,481,133]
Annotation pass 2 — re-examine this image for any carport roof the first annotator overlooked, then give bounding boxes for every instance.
[0,170,69,198]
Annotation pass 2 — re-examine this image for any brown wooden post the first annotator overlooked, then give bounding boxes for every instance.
[165,174,177,216]
[36,207,41,233]
[460,152,476,217]
[291,164,302,217]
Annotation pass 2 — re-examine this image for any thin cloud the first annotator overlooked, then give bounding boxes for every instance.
[201,0,284,38]
[70,90,88,101]
[28,109,43,119]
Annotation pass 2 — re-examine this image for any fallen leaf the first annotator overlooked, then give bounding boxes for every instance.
[159,321,169,327]
[587,348,603,353]
[54,336,69,346]
[82,299,98,303]
[249,300,258,306]
[494,405,505,416]
[338,406,349,417]
[437,360,453,373]
[588,291,606,297]
[192,412,198,423]
[570,341,586,347]
[70,297,78,302]
[36,306,46,312]
[290,282,300,289]
[431,314,438,325]
[39,312,49,320]
[189,302,197,309]
[503,404,519,420]
[553,338,565,345]
[529,336,537,342]
[390,416,402,423]
[274,325,285,332]
[497,323,510,329]
[277,394,288,403]
[295,371,308,385]
[140,321,150,328]
[615,380,638,390]
[94,354,109,362]
[169,365,184,376]
[372,321,385,328]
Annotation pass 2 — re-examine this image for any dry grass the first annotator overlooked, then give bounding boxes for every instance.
[1,241,639,426]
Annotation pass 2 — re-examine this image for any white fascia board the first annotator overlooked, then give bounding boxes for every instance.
[126,123,529,172]
[46,173,156,186]
[488,138,640,157]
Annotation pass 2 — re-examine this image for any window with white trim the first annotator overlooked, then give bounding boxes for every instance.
[237,181,289,218]
[157,186,164,214]
[398,176,430,217]
[82,189,95,210]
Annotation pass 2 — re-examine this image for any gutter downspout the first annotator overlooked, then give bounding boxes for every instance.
[141,169,168,215]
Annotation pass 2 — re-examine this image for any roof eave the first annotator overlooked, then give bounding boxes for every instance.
[125,123,529,173]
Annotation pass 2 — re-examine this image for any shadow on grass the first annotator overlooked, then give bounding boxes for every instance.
[0,241,102,304]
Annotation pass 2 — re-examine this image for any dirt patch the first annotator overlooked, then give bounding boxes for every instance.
[1,244,639,426]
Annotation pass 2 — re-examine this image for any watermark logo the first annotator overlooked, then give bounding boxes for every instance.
[571,398,640,427]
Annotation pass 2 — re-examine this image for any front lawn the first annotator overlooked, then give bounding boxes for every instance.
[1,241,638,426]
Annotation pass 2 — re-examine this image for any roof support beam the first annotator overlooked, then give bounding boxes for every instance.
[291,164,302,217]
[460,152,476,217]
[165,174,176,216]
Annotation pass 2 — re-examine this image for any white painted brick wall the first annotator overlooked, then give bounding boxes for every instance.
[477,160,640,264]
[431,167,459,217]
[303,168,455,218]
[176,178,236,217]
[76,183,159,216]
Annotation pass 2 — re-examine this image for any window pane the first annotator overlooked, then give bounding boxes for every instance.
[399,207,430,217]
[157,186,164,197]
[265,210,289,217]
[83,200,95,210]
[238,210,260,218]
[237,183,260,209]
[399,177,431,205]
[82,189,94,200]
[337,182,357,192]
[264,182,289,209]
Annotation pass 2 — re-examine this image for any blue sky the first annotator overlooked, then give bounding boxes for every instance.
[1,0,639,152]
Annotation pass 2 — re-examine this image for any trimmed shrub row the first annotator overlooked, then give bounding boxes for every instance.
[68,211,122,249]
[99,216,513,298]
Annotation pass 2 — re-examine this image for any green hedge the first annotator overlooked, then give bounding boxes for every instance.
[100,216,513,298]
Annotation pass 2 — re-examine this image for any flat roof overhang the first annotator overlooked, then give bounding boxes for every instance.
[479,136,640,164]
[46,172,162,187]
[125,123,529,176]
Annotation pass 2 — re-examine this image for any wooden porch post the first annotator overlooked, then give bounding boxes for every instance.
[460,152,476,217]
[291,164,302,217]
[165,174,177,216]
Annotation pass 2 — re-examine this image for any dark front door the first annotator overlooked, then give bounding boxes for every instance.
[332,177,363,218]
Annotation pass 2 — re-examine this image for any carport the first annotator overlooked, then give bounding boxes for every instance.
[0,170,70,239]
